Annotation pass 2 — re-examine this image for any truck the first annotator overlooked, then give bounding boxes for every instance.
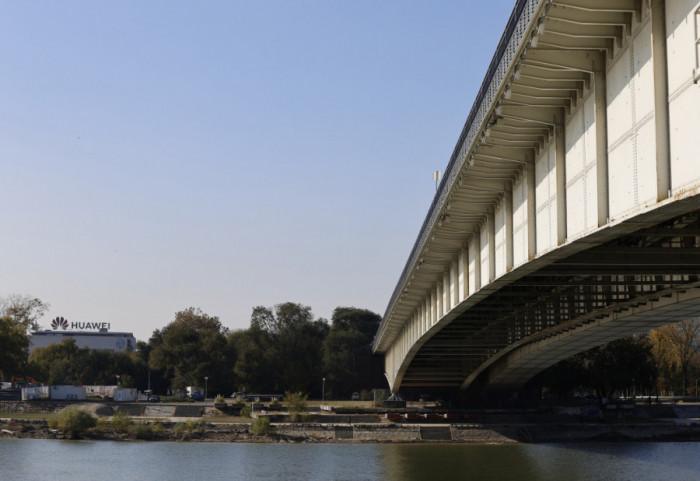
[186,386,205,400]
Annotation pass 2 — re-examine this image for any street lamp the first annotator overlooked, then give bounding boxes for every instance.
[115,375,120,387]
[322,377,326,404]
[204,376,208,402]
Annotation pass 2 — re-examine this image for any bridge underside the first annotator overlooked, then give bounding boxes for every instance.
[400,209,700,392]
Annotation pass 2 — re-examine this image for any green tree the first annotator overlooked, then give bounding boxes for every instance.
[0,315,30,380]
[0,294,48,382]
[236,302,328,395]
[538,335,657,404]
[323,307,385,398]
[148,307,234,395]
[230,325,275,393]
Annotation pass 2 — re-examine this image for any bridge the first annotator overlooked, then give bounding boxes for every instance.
[373,0,700,396]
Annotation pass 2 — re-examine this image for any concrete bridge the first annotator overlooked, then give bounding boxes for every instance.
[373,0,700,396]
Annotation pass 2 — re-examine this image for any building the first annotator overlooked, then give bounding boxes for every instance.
[29,330,136,353]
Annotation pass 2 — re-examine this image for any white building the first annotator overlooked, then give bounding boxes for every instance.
[29,330,136,353]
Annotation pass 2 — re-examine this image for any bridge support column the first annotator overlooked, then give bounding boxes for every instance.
[527,159,537,259]
[451,259,459,308]
[651,0,671,201]
[460,246,469,301]
[443,270,451,314]
[594,64,609,226]
[555,116,567,245]
[505,184,514,271]
[474,228,482,291]
[488,210,496,282]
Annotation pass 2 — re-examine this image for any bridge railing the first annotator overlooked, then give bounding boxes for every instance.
[377,0,542,347]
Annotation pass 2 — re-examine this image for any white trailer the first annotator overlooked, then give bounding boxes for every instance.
[49,385,86,401]
[22,386,49,400]
[113,387,137,402]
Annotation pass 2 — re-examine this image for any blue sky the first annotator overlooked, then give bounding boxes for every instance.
[1,1,515,341]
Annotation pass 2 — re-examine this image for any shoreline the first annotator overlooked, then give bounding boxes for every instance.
[2,418,699,444]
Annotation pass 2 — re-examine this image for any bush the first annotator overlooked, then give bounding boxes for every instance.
[233,396,246,404]
[250,417,274,435]
[111,410,133,433]
[284,391,308,415]
[173,419,204,433]
[52,408,97,439]
[214,395,226,405]
[130,423,155,440]
[240,406,252,418]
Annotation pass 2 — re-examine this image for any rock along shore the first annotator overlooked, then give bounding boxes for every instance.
[2,418,699,444]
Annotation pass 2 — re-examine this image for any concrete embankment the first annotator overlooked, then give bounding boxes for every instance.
[2,418,699,443]
[2,400,700,443]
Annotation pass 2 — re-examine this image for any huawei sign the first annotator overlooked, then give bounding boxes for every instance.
[51,317,69,330]
[49,316,111,331]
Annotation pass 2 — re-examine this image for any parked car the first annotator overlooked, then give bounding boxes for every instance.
[149,394,160,402]
[351,392,360,401]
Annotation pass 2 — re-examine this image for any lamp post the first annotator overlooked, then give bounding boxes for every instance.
[115,375,120,387]
[322,377,326,404]
[204,376,208,402]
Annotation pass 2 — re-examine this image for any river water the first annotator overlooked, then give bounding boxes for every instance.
[1,439,699,480]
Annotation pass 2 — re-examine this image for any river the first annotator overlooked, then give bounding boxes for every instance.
[1,439,699,480]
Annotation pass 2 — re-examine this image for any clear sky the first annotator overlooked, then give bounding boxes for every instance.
[1,1,515,342]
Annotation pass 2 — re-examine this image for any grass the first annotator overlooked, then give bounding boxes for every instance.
[0,412,59,421]
[316,400,375,409]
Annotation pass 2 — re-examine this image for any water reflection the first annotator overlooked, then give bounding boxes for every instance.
[1,439,699,481]
[383,444,540,481]
[382,443,700,481]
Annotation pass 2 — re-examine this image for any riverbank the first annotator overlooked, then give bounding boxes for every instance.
[2,400,700,443]
[2,417,699,443]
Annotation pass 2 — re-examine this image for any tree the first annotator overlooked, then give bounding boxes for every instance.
[582,336,657,403]
[538,335,657,404]
[28,338,82,385]
[652,319,700,395]
[0,315,30,380]
[0,294,49,332]
[230,325,275,393]
[148,307,234,395]
[238,302,328,395]
[323,307,385,398]
[0,294,48,381]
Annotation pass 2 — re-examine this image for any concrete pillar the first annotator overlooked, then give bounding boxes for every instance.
[443,271,450,314]
[474,229,482,291]
[527,160,537,259]
[505,184,514,271]
[594,66,609,226]
[555,118,567,245]
[451,259,459,308]
[651,0,671,200]
[488,210,496,282]
[461,246,469,300]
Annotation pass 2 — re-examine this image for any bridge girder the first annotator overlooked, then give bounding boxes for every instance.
[375,0,700,396]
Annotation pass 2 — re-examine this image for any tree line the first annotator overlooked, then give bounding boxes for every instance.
[536,319,700,401]
[3,294,699,401]
[1,295,385,399]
